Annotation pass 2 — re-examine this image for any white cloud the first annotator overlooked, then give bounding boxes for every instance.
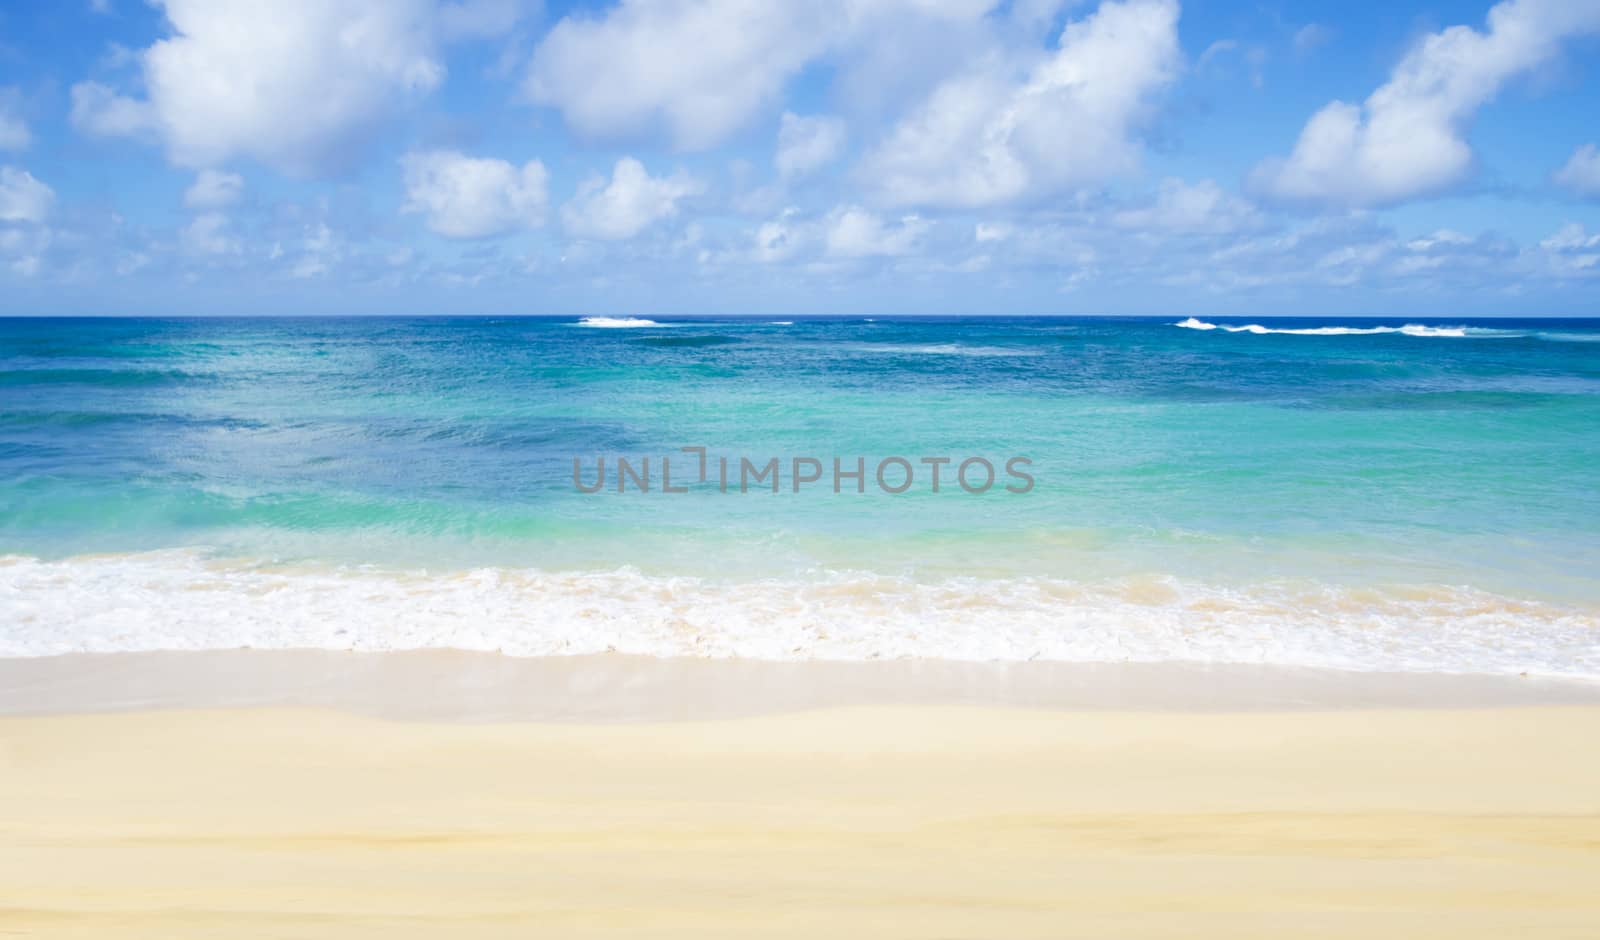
[776,112,847,179]
[0,166,54,223]
[732,203,930,263]
[1540,222,1600,251]
[974,221,1013,243]
[562,158,702,240]
[0,225,52,277]
[1197,39,1266,88]
[1006,0,1073,29]
[1113,178,1262,234]
[1292,23,1331,56]
[527,2,835,150]
[183,169,244,209]
[401,150,549,239]
[181,212,239,255]
[69,0,445,175]
[824,205,930,257]
[1537,222,1600,275]
[70,81,156,138]
[752,208,806,262]
[1554,143,1600,198]
[438,0,534,40]
[860,0,1180,208]
[526,0,1002,151]
[0,118,26,152]
[1406,229,1472,251]
[290,222,340,278]
[0,89,30,151]
[1196,38,1237,70]
[116,251,152,276]
[1252,0,1600,208]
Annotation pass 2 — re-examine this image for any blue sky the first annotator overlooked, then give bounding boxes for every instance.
[0,0,1597,316]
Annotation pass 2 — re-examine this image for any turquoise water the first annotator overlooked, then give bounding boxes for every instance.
[2,315,1598,673]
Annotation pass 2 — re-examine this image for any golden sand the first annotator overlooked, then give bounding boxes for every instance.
[3,705,1599,938]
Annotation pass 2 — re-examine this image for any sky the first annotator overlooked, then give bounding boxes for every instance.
[0,0,1598,317]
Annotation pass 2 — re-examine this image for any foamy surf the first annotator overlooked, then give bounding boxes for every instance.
[2,551,1595,678]
[1174,317,1482,337]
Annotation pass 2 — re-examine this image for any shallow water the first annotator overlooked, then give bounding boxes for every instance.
[2,315,1597,674]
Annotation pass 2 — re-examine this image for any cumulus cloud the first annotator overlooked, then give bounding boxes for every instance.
[0,166,54,223]
[183,169,244,210]
[526,0,1003,151]
[561,158,702,240]
[1113,178,1262,234]
[731,203,929,263]
[69,0,446,175]
[181,212,239,255]
[752,208,806,262]
[1252,0,1600,208]
[860,0,1180,208]
[1554,143,1600,198]
[401,150,549,239]
[0,90,29,151]
[776,112,847,180]
[824,205,930,257]
[527,2,837,150]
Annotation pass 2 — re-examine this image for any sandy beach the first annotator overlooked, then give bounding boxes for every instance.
[3,655,1599,938]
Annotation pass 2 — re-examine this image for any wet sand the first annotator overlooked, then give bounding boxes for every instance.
[3,649,1598,719]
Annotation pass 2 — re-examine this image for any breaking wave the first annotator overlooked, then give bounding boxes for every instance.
[577,317,662,328]
[2,551,1596,678]
[1174,317,1481,337]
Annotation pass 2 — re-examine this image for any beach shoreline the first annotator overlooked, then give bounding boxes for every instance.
[3,649,1599,720]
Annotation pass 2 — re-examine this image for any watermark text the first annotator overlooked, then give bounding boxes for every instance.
[573,447,1034,495]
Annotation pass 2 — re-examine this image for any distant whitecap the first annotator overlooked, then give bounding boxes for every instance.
[577,316,661,328]
[1174,317,1505,338]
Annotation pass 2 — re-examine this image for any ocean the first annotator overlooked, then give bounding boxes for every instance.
[2,315,1597,676]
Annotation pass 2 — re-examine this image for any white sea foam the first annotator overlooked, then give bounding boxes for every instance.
[1174,317,1489,337]
[841,343,1045,357]
[577,317,662,328]
[2,551,1595,678]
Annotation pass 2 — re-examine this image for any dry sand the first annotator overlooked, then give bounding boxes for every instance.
[3,698,1599,938]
